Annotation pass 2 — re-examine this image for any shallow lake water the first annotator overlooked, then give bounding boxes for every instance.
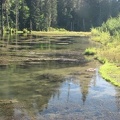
[0,35,120,120]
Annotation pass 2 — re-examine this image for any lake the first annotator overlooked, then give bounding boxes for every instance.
[0,34,120,120]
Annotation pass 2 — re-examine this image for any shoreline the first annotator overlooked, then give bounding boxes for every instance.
[31,31,91,37]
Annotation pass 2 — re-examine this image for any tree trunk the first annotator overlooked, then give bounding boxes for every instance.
[15,0,19,33]
[83,18,85,31]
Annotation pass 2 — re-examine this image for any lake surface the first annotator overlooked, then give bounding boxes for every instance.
[0,35,120,120]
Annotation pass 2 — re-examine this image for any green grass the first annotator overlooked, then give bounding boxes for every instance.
[31,31,91,37]
[84,48,96,55]
[99,62,120,87]
[94,56,108,64]
[90,15,120,87]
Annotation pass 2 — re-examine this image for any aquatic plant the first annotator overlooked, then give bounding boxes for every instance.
[84,48,96,55]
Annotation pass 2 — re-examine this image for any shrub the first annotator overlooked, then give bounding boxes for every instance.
[91,28,100,36]
[98,15,120,35]
[23,28,28,33]
[91,30,111,44]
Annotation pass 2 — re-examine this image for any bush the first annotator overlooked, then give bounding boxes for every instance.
[99,15,120,35]
[91,29,111,44]
[23,28,28,33]
[91,28,100,36]
[91,15,120,44]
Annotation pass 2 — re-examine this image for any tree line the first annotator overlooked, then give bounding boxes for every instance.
[0,0,120,32]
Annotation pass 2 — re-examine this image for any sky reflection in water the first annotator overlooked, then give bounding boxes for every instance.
[38,71,120,120]
[0,35,120,120]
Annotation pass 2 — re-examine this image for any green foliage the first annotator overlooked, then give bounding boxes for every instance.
[91,15,120,63]
[100,62,120,87]
[19,1,30,30]
[91,28,111,44]
[100,16,120,35]
[84,48,96,55]
[91,15,120,45]
[113,31,120,41]
[1,0,120,32]
[91,28,100,36]
[23,28,28,33]
[95,56,108,64]
[91,15,120,87]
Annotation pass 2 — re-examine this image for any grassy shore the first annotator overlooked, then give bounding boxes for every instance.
[99,62,120,87]
[88,15,120,87]
[31,31,91,37]
[84,46,120,87]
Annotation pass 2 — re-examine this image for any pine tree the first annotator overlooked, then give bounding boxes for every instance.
[30,0,41,30]
[51,0,57,27]
[19,0,30,30]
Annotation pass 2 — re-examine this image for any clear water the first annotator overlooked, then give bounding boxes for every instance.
[0,35,120,120]
[39,72,120,120]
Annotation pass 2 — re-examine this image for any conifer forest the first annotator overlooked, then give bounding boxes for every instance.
[0,0,120,120]
[0,0,120,31]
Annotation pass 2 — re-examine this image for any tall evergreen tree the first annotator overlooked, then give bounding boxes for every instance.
[0,0,120,31]
[30,0,41,30]
[19,0,29,30]
[44,0,52,31]
[51,0,57,27]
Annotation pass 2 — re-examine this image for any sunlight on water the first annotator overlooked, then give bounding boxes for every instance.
[0,35,120,120]
[38,72,120,120]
